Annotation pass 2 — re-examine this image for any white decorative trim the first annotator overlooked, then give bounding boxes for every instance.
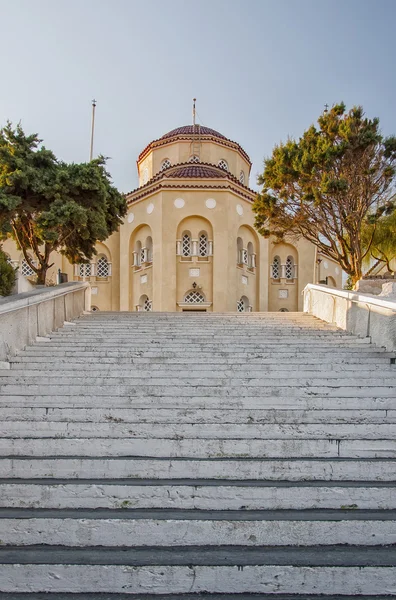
[189,268,200,277]
[205,198,216,209]
[140,274,147,284]
[127,212,135,223]
[236,204,243,216]
[147,203,154,214]
[174,198,185,208]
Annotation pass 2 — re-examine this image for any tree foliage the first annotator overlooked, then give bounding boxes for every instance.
[253,103,396,285]
[0,247,16,296]
[0,123,127,284]
[362,211,396,274]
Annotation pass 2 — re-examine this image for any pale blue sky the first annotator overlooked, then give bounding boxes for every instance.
[1,0,395,193]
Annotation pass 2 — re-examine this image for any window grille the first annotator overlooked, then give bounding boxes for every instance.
[242,249,248,265]
[5,253,12,264]
[21,259,35,277]
[286,257,294,279]
[161,159,171,171]
[189,155,200,163]
[272,257,280,279]
[199,233,208,257]
[218,159,228,171]
[97,256,109,277]
[239,170,245,184]
[184,290,205,304]
[182,234,191,257]
[279,308,289,312]
[237,298,245,312]
[79,264,91,277]
[144,298,152,312]
[140,248,146,265]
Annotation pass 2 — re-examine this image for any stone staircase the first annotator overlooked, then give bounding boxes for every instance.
[0,311,395,597]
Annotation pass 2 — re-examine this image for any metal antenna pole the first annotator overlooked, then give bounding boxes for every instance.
[90,99,97,161]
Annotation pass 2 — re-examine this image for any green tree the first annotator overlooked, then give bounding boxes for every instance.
[253,103,396,286]
[0,123,127,285]
[362,211,396,275]
[0,246,16,296]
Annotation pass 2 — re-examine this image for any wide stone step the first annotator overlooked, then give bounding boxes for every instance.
[1,547,395,594]
[3,437,395,458]
[1,422,395,440]
[2,384,394,398]
[1,407,394,424]
[0,396,393,410]
[2,457,395,480]
[2,480,394,510]
[2,368,394,379]
[10,355,394,365]
[0,509,395,547]
[8,360,394,371]
[0,595,391,600]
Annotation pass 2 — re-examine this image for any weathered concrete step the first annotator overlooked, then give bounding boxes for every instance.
[0,396,393,410]
[3,369,394,379]
[2,407,394,424]
[29,341,374,349]
[2,481,394,510]
[2,457,395,480]
[9,360,394,371]
[10,355,393,365]
[0,595,391,600]
[17,350,392,360]
[3,438,396,458]
[1,422,395,441]
[2,384,395,398]
[1,511,395,546]
[1,548,395,594]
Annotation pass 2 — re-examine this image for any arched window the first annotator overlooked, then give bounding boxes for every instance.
[237,296,249,312]
[237,237,243,264]
[97,256,109,277]
[138,294,152,312]
[160,158,171,171]
[218,159,229,171]
[145,236,153,263]
[279,308,289,312]
[271,256,280,279]
[133,240,142,267]
[182,232,192,257]
[184,290,205,304]
[285,256,294,279]
[79,263,91,277]
[247,242,255,268]
[21,259,35,277]
[189,155,200,163]
[198,232,208,257]
[239,170,245,185]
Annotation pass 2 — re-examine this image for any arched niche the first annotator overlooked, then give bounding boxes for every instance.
[176,215,214,311]
[129,224,154,310]
[236,225,260,311]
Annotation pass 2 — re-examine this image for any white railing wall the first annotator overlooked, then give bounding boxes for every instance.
[303,283,396,352]
[0,282,91,363]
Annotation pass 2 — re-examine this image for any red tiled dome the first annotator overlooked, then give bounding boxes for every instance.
[160,125,227,140]
[167,164,227,179]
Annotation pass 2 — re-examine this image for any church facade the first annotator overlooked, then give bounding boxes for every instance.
[3,124,342,312]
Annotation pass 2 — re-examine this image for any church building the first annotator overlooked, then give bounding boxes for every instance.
[3,122,342,311]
